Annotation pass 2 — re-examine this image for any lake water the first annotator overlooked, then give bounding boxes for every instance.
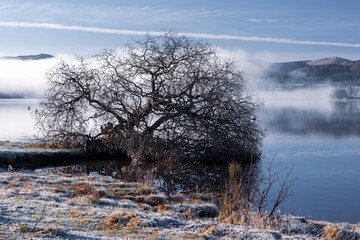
[1,97,360,223]
[260,97,360,224]
[0,99,37,142]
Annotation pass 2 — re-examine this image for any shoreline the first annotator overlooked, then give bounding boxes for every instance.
[0,141,87,169]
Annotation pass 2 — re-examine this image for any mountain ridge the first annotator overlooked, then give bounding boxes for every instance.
[307,56,350,66]
[0,53,54,61]
[265,56,360,84]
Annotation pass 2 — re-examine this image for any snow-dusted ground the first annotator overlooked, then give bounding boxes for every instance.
[1,168,359,240]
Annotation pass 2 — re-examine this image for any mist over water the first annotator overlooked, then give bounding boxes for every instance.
[0,59,53,97]
[0,55,77,98]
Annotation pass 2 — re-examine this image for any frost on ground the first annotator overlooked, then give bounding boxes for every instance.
[0,168,359,240]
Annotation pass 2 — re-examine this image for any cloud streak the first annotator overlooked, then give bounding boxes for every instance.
[248,18,287,23]
[1,21,360,48]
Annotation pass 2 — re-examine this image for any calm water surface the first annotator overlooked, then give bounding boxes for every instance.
[1,98,359,223]
[0,99,37,141]
[260,98,360,223]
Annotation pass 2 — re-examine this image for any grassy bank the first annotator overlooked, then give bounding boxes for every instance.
[1,167,359,240]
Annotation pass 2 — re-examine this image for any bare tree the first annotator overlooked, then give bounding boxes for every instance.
[35,32,264,163]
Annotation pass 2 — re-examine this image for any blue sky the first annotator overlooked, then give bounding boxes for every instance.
[0,0,360,61]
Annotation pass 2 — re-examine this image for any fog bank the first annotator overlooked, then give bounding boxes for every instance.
[0,56,70,98]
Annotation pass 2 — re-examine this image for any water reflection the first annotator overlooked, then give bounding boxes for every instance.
[262,100,360,137]
[261,99,360,223]
[53,159,259,196]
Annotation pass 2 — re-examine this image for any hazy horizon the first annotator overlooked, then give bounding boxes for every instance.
[0,51,350,99]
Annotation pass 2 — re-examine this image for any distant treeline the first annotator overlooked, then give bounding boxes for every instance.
[330,87,360,100]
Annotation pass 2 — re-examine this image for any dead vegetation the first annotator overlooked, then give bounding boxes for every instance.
[104,211,138,228]
[219,159,297,230]
[322,225,341,239]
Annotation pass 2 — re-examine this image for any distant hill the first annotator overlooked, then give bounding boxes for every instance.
[1,53,54,61]
[265,57,360,84]
[307,56,350,66]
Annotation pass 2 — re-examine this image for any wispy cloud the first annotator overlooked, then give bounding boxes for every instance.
[0,2,224,25]
[1,21,360,48]
[0,21,152,35]
[248,18,287,23]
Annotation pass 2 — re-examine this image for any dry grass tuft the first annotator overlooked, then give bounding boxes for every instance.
[84,196,97,205]
[13,196,29,201]
[185,209,192,220]
[78,217,91,224]
[199,224,218,235]
[144,194,166,206]
[321,225,340,240]
[95,222,108,231]
[104,211,137,229]
[91,190,102,200]
[74,183,92,196]
[16,224,30,233]
[219,161,281,230]
[52,185,64,193]
[136,187,152,195]
[68,210,82,218]
[351,223,360,231]
[220,210,279,230]
[72,183,103,204]
[104,213,123,228]
[125,217,143,229]
[155,204,168,214]
[45,223,61,235]
[18,177,30,182]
